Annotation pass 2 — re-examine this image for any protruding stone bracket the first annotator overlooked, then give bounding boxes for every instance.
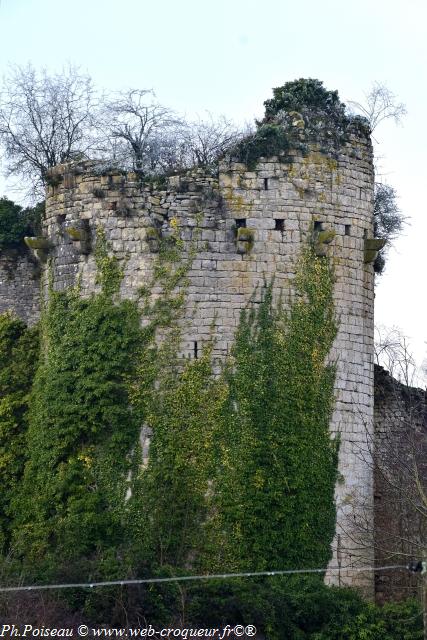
[236,227,255,255]
[364,238,386,264]
[146,227,162,253]
[64,220,91,254]
[116,197,130,217]
[312,228,335,257]
[24,236,52,263]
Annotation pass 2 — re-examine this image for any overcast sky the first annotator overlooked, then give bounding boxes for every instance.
[0,0,426,374]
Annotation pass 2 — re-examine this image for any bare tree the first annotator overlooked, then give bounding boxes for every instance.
[374,326,420,387]
[181,114,244,168]
[102,93,246,175]
[347,83,407,274]
[102,89,182,174]
[0,67,247,196]
[348,81,407,133]
[0,64,99,199]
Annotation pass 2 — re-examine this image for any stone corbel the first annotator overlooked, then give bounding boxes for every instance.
[364,238,386,264]
[236,227,255,254]
[65,220,90,254]
[146,227,162,253]
[24,236,52,263]
[312,228,335,256]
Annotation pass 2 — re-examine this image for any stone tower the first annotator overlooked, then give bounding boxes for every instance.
[0,105,378,593]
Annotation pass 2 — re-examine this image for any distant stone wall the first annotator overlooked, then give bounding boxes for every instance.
[0,248,40,325]
[374,365,427,603]
[38,126,375,592]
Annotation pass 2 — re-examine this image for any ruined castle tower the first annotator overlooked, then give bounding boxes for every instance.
[0,111,377,593]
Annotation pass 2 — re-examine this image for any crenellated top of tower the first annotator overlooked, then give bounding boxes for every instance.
[2,78,377,325]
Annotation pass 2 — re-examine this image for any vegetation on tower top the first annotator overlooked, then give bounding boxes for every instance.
[231,78,370,169]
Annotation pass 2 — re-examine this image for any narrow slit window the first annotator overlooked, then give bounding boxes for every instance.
[235,219,246,229]
[275,219,284,232]
[264,178,269,190]
[345,224,351,236]
[193,341,198,359]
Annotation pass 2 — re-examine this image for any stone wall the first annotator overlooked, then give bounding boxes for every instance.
[0,248,40,325]
[374,365,427,603]
[35,127,376,592]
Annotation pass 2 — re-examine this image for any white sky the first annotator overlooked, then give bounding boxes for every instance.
[0,0,426,370]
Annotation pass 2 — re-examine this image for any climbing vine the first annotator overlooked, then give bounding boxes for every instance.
[94,226,124,296]
[207,248,338,573]
[10,233,142,580]
[0,313,39,553]
[127,343,227,570]
[2,222,340,627]
[125,246,338,583]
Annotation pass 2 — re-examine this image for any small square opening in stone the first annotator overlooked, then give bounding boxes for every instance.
[345,224,351,236]
[56,214,66,224]
[275,219,284,232]
[314,220,323,231]
[264,178,269,190]
[235,219,246,229]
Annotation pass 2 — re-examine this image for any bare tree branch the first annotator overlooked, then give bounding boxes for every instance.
[180,114,244,168]
[348,82,407,133]
[0,64,99,200]
[101,89,182,174]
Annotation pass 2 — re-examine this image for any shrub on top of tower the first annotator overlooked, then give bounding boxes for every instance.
[261,78,370,137]
[230,78,371,169]
[262,78,347,124]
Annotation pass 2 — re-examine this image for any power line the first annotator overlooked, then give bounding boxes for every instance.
[0,564,410,593]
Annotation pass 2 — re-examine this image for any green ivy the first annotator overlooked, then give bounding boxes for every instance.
[0,223,380,631]
[0,313,39,553]
[209,248,338,573]
[10,239,142,578]
[127,343,227,570]
[94,226,124,296]
[233,124,291,170]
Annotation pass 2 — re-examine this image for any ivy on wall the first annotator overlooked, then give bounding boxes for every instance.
[1,221,340,627]
[10,234,142,579]
[0,313,39,553]
[127,343,227,570]
[208,248,338,573]
[125,246,338,583]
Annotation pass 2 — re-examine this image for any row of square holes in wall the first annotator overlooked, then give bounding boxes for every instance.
[235,219,353,236]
